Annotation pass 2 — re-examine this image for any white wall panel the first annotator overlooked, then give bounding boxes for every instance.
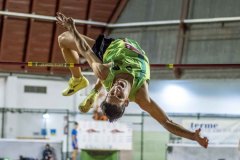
[0,78,5,107]
[16,78,75,109]
[148,79,240,114]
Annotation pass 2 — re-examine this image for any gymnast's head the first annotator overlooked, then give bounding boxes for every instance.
[100,79,130,122]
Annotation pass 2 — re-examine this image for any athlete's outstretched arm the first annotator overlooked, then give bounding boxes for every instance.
[135,83,209,148]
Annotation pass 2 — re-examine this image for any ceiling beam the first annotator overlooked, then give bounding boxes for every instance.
[48,0,61,72]
[0,0,7,55]
[174,0,190,79]
[84,0,92,36]
[22,0,34,71]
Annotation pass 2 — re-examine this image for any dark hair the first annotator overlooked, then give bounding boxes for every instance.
[74,122,78,126]
[100,101,126,122]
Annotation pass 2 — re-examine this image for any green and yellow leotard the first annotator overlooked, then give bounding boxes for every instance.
[102,38,150,101]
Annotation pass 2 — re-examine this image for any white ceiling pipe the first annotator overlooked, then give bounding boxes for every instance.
[107,20,180,28]
[0,10,56,21]
[0,11,240,28]
[0,11,107,27]
[184,16,240,24]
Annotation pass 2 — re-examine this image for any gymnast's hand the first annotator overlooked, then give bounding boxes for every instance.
[56,12,75,31]
[194,128,209,148]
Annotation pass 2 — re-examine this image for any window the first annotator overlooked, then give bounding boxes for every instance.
[24,86,47,94]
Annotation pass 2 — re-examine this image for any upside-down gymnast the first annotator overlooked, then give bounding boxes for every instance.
[56,12,209,148]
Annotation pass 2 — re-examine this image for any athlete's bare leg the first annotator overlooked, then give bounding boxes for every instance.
[58,31,95,78]
[71,149,78,160]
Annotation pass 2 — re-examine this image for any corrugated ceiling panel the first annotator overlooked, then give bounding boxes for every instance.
[0,0,30,72]
[6,0,31,13]
[87,27,103,39]
[85,0,118,38]
[25,0,57,74]
[25,21,54,74]
[0,0,127,75]
[60,0,88,18]
[0,20,27,61]
[34,0,57,15]
[90,0,117,22]
[0,0,4,9]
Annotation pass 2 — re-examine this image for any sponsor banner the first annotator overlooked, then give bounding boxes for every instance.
[78,121,132,150]
[182,119,240,144]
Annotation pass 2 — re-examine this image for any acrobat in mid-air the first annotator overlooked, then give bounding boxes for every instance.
[56,12,209,148]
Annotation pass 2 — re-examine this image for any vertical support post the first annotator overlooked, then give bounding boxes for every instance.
[174,0,190,78]
[0,0,7,51]
[66,109,70,160]
[1,108,5,138]
[22,0,34,70]
[140,112,144,160]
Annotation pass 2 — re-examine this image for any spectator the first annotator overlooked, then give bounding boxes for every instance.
[71,122,79,160]
[42,144,55,160]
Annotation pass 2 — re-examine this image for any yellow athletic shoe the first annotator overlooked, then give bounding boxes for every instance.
[62,76,89,96]
[79,89,99,113]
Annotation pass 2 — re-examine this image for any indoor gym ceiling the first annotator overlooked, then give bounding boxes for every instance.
[0,0,128,76]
